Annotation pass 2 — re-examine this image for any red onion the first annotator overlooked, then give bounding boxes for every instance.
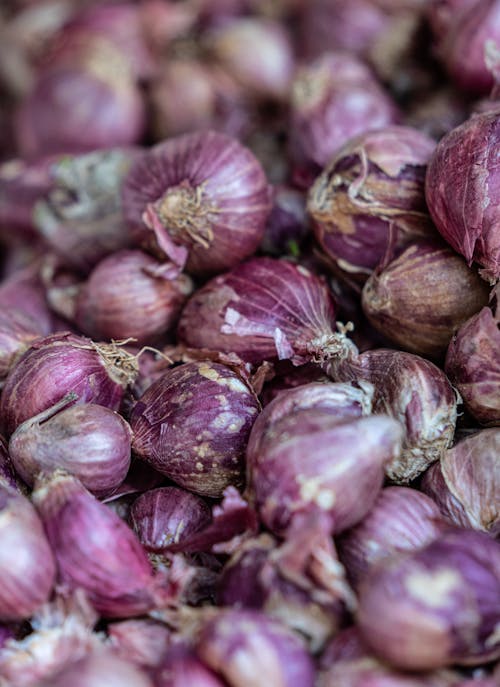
[33,472,167,618]
[338,487,445,587]
[0,332,137,437]
[73,250,193,345]
[261,185,309,257]
[130,361,260,497]
[357,529,500,669]
[0,485,56,621]
[108,619,171,670]
[155,646,225,687]
[38,650,154,687]
[361,240,490,357]
[328,348,458,483]
[422,429,500,537]
[9,399,132,496]
[130,487,212,552]
[307,126,437,284]
[177,257,351,365]
[207,18,294,101]
[122,131,271,276]
[289,52,399,186]
[196,609,315,687]
[445,294,500,425]
[425,111,500,284]
[247,409,403,536]
[33,148,140,273]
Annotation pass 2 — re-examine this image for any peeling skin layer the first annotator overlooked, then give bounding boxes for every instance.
[131,361,260,497]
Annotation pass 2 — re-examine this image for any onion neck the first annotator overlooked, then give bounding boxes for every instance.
[157,182,216,250]
[307,322,359,365]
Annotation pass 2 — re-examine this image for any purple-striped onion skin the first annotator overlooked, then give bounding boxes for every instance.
[75,250,193,345]
[0,333,136,437]
[338,487,444,587]
[425,111,500,284]
[122,130,271,276]
[130,486,211,551]
[33,473,160,618]
[247,410,403,536]
[196,609,315,687]
[308,126,437,283]
[9,402,132,496]
[39,651,153,687]
[357,529,500,670]
[421,429,500,537]
[177,257,343,365]
[131,361,259,497]
[0,485,56,621]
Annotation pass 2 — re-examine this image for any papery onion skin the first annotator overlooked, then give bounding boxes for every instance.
[131,361,259,497]
[361,240,490,357]
[357,529,500,670]
[9,401,132,497]
[0,332,136,437]
[338,487,445,588]
[0,485,56,621]
[425,111,500,284]
[196,609,315,687]
[155,646,226,687]
[108,619,171,670]
[38,650,154,687]
[328,348,457,483]
[75,250,193,345]
[130,487,211,552]
[177,257,344,366]
[33,473,162,618]
[122,130,271,276]
[248,410,403,536]
[307,126,437,283]
[421,429,500,537]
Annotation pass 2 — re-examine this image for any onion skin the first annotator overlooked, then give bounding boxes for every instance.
[122,130,271,276]
[9,401,132,496]
[0,435,17,490]
[155,646,226,687]
[131,361,259,497]
[361,240,490,357]
[75,250,193,345]
[0,333,137,437]
[38,651,154,687]
[130,487,212,552]
[421,429,500,537]
[33,473,163,618]
[108,619,171,670]
[247,410,403,536]
[177,257,345,366]
[338,487,445,588]
[196,609,315,687]
[0,485,56,621]
[357,529,500,670]
[307,126,437,283]
[425,111,500,284]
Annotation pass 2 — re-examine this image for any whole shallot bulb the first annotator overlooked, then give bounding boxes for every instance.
[307,126,437,283]
[131,361,260,497]
[122,130,271,276]
[425,111,500,283]
[357,529,500,669]
[177,257,350,366]
[422,429,500,537]
[9,399,132,496]
[0,485,55,621]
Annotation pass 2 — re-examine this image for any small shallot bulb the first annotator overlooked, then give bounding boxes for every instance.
[177,257,349,366]
[425,111,500,283]
[33,472,163,618]
[39,650,153,687]
[122,130,271,276]
[130,361,260,497]
[196,609,315,687]
[361,240,489,357]
[130,487,211,551]
[307,126,437,283]
[422,429,500,537]
[357,529,500,669]
[0,485,56,621]
[338,487,445,588]
[74,250,193,345]
[9,399,132,496]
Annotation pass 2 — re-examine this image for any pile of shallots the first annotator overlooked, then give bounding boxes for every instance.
[0,0,498,685]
